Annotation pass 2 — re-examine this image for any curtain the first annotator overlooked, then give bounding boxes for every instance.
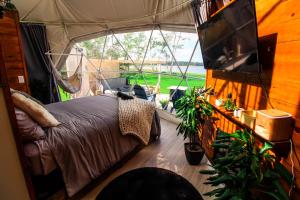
[20,23,60,104]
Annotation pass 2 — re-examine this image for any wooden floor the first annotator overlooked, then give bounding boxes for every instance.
[80,118,214,200]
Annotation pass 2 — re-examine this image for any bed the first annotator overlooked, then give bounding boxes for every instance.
[23,95,161,197]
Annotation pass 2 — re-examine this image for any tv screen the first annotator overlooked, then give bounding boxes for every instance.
[198,0,259,73]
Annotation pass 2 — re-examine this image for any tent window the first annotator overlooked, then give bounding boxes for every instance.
[59,29,205,112]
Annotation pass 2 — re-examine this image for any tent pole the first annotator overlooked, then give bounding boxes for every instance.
[111,30,153,96]
[111,32,140,72]
[183,40,199,92]
[158,26,184,77]
[73,42,113,93]
[140,27,154,71]
[139,27,155,94]
[97,35,108,92]
[81,53,113,92]
[20,0,43,21]
[45,52,82,56]
[158,25,185,110]
[98,35,108,70]
[46,47,112,94]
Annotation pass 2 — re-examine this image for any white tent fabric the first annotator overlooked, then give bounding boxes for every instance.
[14,0,196,67]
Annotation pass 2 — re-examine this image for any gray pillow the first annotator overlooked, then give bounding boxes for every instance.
[15,108,46,142]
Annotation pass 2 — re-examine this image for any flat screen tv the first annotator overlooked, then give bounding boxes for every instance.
[198,0,260,73]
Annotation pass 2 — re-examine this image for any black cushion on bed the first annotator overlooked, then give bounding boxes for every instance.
[96,167,203,200]
[117,91,134,100]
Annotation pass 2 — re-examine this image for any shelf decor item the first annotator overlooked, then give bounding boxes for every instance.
[0,0,16,19]
[4,0,16,10]
[200,129,290,200]
[1,0,16,12]
[255,109,294,141]
[215,98,223,107]
[159,99,169,110]
[234,108,244,118]
[175,87,213,165]
[240,110,256,129]
[223,93,236,111]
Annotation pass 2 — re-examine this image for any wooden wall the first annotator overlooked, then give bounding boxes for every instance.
[205,0,300,198]
[0,11,29,93]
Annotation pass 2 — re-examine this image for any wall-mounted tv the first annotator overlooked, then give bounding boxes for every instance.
[198,0,260,73]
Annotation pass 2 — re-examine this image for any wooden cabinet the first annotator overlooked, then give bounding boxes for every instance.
[0,11,29,93]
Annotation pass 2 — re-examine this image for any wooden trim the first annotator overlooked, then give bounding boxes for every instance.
[0,40,36,199]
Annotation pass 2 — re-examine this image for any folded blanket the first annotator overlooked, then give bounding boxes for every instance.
[119,98,156,145]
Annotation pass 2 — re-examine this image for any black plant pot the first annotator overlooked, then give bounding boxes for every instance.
[162,105,168,110]
[184,143,205,165]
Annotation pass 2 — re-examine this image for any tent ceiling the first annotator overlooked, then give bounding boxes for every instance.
[14,0,196,59]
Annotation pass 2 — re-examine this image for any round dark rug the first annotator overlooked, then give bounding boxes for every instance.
[96,167,203,200]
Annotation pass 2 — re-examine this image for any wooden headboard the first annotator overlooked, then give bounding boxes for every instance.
[0,11,29,93]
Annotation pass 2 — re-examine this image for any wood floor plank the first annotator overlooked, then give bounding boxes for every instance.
[81,119,215,200]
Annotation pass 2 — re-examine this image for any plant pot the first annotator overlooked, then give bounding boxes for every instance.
[161,104,168,110]
[184,143,205,165]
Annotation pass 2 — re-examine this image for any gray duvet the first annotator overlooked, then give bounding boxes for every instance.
[38,95,160,197]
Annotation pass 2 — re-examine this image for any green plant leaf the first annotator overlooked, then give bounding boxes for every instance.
[250,155,260,180]
[274,162,293,185]
[203,187,225,197]
[273,180,290,200]
[203,129,285,199]
[259,142,273,154]
[211,143,230,149]
[256,190,287,200]
[264,169,279,179]
[215,189,234,200]
[206,174,234,184]
[230,196,244,200]
[199,169,218,175]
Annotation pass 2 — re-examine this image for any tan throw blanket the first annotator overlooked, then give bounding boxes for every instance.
[119,98,156,145]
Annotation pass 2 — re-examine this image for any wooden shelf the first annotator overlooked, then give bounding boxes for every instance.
[209,101,291,158]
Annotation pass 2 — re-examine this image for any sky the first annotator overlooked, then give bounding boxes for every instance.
[114,31,203,63]
[175,32,203,62]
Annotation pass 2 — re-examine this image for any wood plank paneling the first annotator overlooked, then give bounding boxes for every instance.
[204,0,300,198]
[0,11,29,93]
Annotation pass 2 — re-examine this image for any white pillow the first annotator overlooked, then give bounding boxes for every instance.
[12,92,60,127]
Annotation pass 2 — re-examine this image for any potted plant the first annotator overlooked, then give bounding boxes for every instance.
[200,129,291,200]
[0,0,16,18]
[175,87,213,165]
[223,93,236,111]
[4,0,16,10]
[159,99,169,110]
